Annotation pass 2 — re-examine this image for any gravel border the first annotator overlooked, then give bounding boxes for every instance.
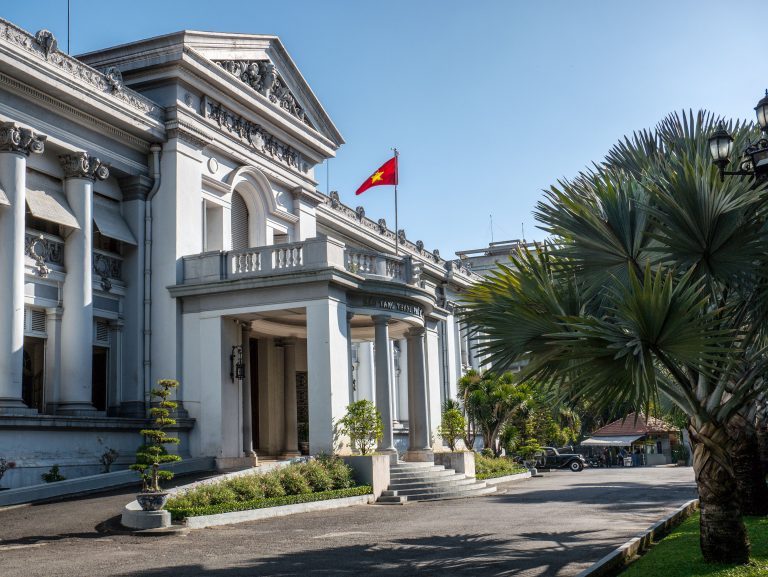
[574,498,700,577]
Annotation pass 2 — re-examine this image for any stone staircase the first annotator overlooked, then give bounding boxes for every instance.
[377,461,497,504]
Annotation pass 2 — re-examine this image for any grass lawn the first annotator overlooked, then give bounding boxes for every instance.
[621,512,768,577]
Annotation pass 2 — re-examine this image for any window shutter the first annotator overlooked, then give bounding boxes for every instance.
[231,191,249,250]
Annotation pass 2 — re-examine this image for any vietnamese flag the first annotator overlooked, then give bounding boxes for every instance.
[355,156,398,195]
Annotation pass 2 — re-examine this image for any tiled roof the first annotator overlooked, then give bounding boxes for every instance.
[591,413,677,436]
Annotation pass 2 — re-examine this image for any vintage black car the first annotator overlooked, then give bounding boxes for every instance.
[535,447,587,472]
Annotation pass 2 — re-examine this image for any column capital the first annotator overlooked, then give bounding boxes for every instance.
[59,152,109,181]
[371,314,391,325]
[0,122,46,156]
[406,326,426,338]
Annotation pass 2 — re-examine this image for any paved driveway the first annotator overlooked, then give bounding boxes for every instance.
[0,466,696,577]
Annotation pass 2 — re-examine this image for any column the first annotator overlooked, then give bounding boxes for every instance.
[404,326,433,461]
[306,298,351,454]
[397,338,409,421]
[44,307,63,413]
[241,324,256,459]
[346,311,355,402]
[107,319,124,416]
[0,123,45,414]
[283,340,300,457]
[57,152,109,414]
[373,315,396,454]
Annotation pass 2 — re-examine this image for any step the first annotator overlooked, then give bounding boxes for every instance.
[388,476,473,490]
[389,470,458,481]
[376,495,407,504]
[391,480,481,496]
[391,462,444,470]
[408,485,497,502]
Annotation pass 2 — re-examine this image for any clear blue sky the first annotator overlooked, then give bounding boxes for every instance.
[4,1,768,257]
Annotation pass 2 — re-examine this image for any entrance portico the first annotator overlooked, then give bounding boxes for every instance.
[172,237,437,466]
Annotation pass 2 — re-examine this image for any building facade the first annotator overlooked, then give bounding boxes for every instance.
[0,20,482,488]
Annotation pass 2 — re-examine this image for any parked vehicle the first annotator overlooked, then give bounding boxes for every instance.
[535,447,587,472]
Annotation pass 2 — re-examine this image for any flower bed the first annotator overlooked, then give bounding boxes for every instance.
[166,456,369,520]
[475,454,528,480]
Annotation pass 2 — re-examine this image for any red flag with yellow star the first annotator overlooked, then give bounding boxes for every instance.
[355,156,398,195]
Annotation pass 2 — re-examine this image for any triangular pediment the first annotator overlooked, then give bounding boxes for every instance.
[181,32,342,147]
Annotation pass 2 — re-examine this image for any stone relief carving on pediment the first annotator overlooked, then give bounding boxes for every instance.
[215,59,312,127]
[202,95,309,173]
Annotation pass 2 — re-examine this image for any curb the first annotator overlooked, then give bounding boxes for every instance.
[481,471,532,485]
[574,499,700,577]
[183,494,375,529]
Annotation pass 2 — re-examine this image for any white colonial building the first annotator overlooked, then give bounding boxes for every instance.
[0,19,483,488]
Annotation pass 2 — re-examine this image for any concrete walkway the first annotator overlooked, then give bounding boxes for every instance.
[0,466,696,577]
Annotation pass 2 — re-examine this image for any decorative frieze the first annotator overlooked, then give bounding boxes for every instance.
[59,152,110,181]
[0,19,163,121]
[214,60,312,127]
[201,95,308,173]
[0,122,46,156]
[93,252,123,286]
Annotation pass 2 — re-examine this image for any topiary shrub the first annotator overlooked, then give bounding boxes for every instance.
[336,400,383,455]
[317,453,355,489]
[279,466,312,495]
[227,475,265,502]
[438,404,466,451]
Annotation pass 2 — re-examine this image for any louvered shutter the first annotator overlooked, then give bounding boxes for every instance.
[231,192,249,250]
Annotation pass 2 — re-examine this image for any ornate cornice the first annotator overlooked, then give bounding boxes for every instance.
[214,60,313,127]
[59,152,109,181]
[201,95,309,173]
[0,122,46,155]
[0,20,163,122]
[165,117,212,149]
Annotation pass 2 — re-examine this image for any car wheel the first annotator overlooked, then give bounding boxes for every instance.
[569,460,583,472]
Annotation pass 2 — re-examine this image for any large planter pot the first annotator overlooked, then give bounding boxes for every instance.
[434,452,475,478]
[136,491,170,511]
[342,454,391,499]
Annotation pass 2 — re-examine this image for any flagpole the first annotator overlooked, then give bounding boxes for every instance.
[393,147,399,255]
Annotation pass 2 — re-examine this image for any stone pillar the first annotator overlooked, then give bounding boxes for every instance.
[241,324,257,461]
[373,315,396,454]
[44,307,63,414]
[404,326,433,461]
[397,338,409,421]
[0,123,45,414]
[346,311,355,403]
[107,319,124,416]
[283,340,300,457]
[57,152,109,414]
[306,298,351,454]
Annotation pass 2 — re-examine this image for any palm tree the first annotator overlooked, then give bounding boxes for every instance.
[457,370,531,455]
[463,111,768,564]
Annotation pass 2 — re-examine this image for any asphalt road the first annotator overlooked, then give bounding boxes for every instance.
[0,466,696,577]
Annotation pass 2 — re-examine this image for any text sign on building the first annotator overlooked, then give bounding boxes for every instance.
[363,296,423,318]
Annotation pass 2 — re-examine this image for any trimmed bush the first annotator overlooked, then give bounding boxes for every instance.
[475,454,527,480]
[317,453,355,489]
[301,460,335,492]
[227,475,265,502]
[259,470,286,498]
[167,486,372,521]
[279,466,312,495]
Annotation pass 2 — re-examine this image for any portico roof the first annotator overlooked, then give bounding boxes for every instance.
[581,435,643,446]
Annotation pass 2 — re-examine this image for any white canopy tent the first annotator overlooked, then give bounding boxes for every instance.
[581,435,643,446]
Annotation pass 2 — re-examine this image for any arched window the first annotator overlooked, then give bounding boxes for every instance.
[231,191,250,250]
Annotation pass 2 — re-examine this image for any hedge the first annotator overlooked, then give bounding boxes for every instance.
[167,485,372,520]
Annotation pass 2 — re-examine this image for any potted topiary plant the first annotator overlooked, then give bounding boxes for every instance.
[434,401,475,477]
[337,400,390,499]
[130,379,182,511]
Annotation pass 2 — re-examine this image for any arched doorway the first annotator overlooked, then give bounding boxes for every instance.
[231,190,250,250]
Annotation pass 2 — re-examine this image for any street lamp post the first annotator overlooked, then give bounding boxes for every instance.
[708,90,768,183]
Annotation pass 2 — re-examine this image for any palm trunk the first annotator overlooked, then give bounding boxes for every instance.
[756,410,768,478]
[689,422,750,564]
[728,412,768,516]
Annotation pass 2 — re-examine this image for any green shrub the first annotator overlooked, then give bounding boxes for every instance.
[227,475,265,501]
[167,486,372,521]
[336,400,383,455]
[41,464,66,483]
[279,466,312,495]
[438,405,466,451]
[301,460,335,492]
[474,454,527,480]
[259,470,286,498]
[318,454,354,489]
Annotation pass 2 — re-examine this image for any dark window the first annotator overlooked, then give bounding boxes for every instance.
[92,347,109,412]
[22,337,45,412]
[25,212,61,237]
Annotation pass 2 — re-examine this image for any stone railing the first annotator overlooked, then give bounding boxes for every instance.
[182,236,345,284]
[344,247,410,283]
